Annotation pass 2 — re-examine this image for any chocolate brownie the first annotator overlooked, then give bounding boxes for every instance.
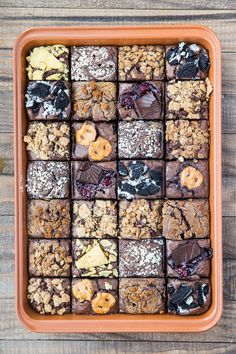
[118,121,163,159]
[27,199,70,239]
[167,278,211,315]
[25,81,71,120]
[167,239,212,279]
[119,238,165,277]
[166,79,212,120]
[118,81,163,120]
[71,46,117,81]
[27,161,70,199]
[163,199,210,240]
[118,45,165,81]
[166,120,209,160]
[72,239,118,277]
[26,45,69,80]
[118,160,164,200]
[27,277,70,315]
[166,160,209,198]
[72,200,117,238]
[119,199,162,239]
[72,122,117,161]
[71,161,117,199]
[119,278,166,314]
[28,239,72,277]
[24,122,70,160]
[166,42,210,80]
[72,82,116,121]
[72,278,118,314]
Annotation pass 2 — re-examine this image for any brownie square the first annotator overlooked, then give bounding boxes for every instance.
[72,239,118,277]
[166,80,212,120]
[72,200,117,238]
[119,278,166,314]
[118,81,163,120]
[28,239,72,277]
[27,277,70,315]
[119,199,162,239]
[72,278,118,314]
[71,46,117,81]
[118,160,164,200]
[25,81,71,120]
[71,161,117,199]
[167,239,212,279]
[163,199,210,240]
[72,122,117,161]
[24,122,70,160]
[72,82,116,121]
[118,121,163,159]
[27,199,71,239]
[166,120,209,160]
[167,278,211,315]
[118,45,165,81]
[26,45,69,80]
[166,160,209,198]
[166,42,210,80]
[119,238,165,277]
[27,161,70,199]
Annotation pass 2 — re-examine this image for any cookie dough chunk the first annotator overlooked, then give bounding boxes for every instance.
[27,161,70,199]
[118,81,163,120]
[119,238,165,277]
[167,239,212,279]
[24,122,70,160]
[72,122,117,161]
[167,278,211,315]
[72,239,118,278]
[72,82,116,121]
[72,278,118,314]
[27,199,70,239]
[71,161,117,199]
[26,45,69,80]
[28,278,70,315]
[163,199,210,240]
[119,278,166,314]
[29,239,72,277]
[166,160,209,198]
[166,120,209,160]
[119,199,162,239]
[166,79,212,120]
[118,121,163,159]
[72,200,117,238]
[118,160,164,200]
[25,81,71,120]
[71,46,117,81]
[166,42,210,80]
[118,45,165,81]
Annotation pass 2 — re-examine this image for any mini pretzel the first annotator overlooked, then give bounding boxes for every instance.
[88,137,112,161]
[91,292,116,314]
[72,279,94,302]
[180,166,204,190]
[75,122,97,146]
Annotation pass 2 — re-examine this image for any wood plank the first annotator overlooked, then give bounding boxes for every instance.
[0,8,236,52]
[1,0,236,10]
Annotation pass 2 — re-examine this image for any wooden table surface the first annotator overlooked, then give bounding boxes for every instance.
[0,1,236,353]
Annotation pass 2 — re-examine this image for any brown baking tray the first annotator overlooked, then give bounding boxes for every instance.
[14,25,222,332]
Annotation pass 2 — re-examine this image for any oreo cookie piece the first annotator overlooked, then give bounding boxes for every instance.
[198,53,210,72]
[176,62,198,79]
[129,161,148,180]
[30,82,50,98]
[118,161,129,177]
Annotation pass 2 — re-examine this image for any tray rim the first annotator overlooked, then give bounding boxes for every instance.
[13,24,222,333]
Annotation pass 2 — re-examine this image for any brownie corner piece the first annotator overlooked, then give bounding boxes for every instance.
[26,45,69,81]
[119,238,165,277]
[118,81,163,120]
[71,46,117,81]
[166,42,210,80]
[118,45,165,81]
[27,277,70,315]
[72,278,118,314]
[166,160,209,198]
[167,278,211,315]
[119,278,166,314]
